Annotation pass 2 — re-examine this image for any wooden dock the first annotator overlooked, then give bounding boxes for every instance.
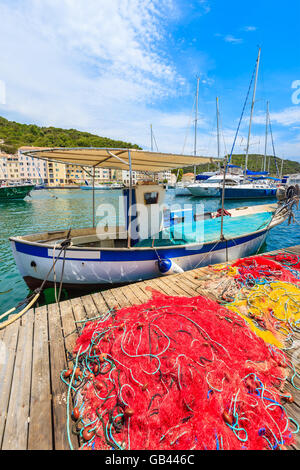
[1,246,300,450]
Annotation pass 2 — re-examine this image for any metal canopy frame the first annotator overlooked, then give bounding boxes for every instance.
[21,147,218,243]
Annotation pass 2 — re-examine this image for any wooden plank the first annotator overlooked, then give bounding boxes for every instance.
[139,279,164,294]
[70,297,87,323]
[2,311,34,450]
[100,289,119,310]
[47,302,78,450]
[80,294,99,319]
[0,318,20,448]
[59,300,78,366]
[119,284,146,305]
[172,276,200,297]
[28,306,52,450]
[156,276,193,297]
[91,292,110,317]
[182,271,220,301]
[145,277,172,296]
[109,287,130,308]
[133,281,153,300]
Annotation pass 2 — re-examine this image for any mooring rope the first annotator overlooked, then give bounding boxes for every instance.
[0,230,72,330]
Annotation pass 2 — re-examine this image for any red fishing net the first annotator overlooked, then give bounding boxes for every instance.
[266,253,300,280]
[63,291,296,451]
[232,256,300,285]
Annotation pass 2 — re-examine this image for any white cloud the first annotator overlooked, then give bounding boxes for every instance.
[224,35,243,44]
[254,107,300,126]
[215,33,243,44]
[0,0,189,149]
[242,26,257,32]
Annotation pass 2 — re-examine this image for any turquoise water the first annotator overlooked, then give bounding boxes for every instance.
[0,188,299,313]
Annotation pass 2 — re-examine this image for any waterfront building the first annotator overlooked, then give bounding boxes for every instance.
[18,148,48,184]
[0,147,120,187]
[157,170,172,183]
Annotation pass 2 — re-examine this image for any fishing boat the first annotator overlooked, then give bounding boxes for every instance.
[0,182,35,201]
[9,148,295,293]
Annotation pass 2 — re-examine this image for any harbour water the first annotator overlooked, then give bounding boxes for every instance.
[0,188,299,313]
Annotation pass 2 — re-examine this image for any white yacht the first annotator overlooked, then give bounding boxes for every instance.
[187,174,243,197]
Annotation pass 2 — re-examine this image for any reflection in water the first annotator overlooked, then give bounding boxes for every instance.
[0,188,299,312]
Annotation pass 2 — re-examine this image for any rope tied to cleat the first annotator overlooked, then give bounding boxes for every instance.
[0,229,72,329]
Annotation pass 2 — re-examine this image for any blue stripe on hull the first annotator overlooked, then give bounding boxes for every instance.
[224,188,277,199]
[14,229,267,262]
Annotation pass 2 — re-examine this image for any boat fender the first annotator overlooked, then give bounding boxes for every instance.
[158,258,184,275]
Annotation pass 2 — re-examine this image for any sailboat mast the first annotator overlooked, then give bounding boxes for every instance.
[280,158,284,179]
[194,77,200,175]
[216,97,220,159]
[263,101,269,172]
[150,124,153,152]
[245,47,261,175]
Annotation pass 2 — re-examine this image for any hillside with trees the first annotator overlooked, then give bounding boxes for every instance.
[177,153,300,180]
[0,116,141,154]
[1,116,299,178]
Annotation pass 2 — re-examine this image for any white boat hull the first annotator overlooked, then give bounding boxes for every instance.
[188,185,220,197]
[10,229,269,291]
[174,187,191,196]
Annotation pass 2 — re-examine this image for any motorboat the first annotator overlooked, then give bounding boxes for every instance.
[187,174,243,197]
[81,183,111,190]
[81,182,124,190]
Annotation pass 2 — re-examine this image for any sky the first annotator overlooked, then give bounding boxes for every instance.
[0,0,300,162]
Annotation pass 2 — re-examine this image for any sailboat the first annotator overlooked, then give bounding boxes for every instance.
[187,97,243,197]
[222,49,279,200]
[188,50,281,200]
[175,78,200,197]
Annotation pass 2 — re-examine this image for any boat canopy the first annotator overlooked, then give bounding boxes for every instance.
[249,176,281,181]
[20,147,216,173]
[246,170,269,176]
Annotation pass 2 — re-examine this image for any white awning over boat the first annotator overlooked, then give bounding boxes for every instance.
[20,147,217,172]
